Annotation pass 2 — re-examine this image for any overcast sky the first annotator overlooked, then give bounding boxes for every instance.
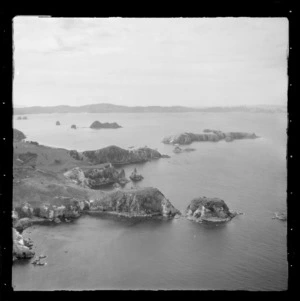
[13,17,288,107]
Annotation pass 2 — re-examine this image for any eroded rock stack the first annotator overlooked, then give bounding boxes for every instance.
[129,168,144,182]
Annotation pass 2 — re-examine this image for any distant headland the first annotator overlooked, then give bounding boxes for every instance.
[13,103,287,115]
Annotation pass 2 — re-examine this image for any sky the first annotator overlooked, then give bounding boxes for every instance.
[13,17,288,108]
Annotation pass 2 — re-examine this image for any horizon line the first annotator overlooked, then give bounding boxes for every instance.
[13,102,287,109]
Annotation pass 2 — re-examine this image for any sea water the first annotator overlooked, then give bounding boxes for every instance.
[12,112,288,290]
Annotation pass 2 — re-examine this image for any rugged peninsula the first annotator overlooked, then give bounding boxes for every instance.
[185,197,239,223]
[163,129,258,145]
[13,129,178,261]
[81,145,168,165]
[13,128,26,142]
[87,187,180,218]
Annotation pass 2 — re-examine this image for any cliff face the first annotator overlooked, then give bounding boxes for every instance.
[13,198,90,228]
[89,187,180,218]
[186,197,237,223]
[163,130,258,145]
[12,187,180,233]
[13,228,35,260]
[82,145,164,165]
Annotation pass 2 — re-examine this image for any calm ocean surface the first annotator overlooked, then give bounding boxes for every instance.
[12,112,288,290]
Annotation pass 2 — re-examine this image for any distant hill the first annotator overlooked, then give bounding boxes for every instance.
[13,103,287,115]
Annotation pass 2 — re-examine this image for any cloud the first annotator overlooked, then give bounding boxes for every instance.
[13,17,288,107]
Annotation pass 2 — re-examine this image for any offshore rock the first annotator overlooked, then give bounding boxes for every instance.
[272,212,287,221]
[186,197,237,223]
[88,187,180,218]
[56,121,60,125]
[71,124,77,129]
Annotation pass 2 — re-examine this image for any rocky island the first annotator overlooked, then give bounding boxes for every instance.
[185,197,238,223]
[163,129,258,145]
[90,120,122,129]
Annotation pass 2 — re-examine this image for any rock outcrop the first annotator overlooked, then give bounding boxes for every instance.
[82,145,166,165]
[130,168,144,182]
[186,197,237,223]
[63,167,90,187]
[163,130,258,145]
[14,198,89,225]
[173,146,182,153]
[69,150,82,161]
[84,166,129,188]
[64,165,130,189]
[15,152,38,167]
[13,228,35,261]
[13,129,26,142]
[90,120,122,129]
[14,217,33,232]
[272,212,287,221]
[88,187,180,218]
